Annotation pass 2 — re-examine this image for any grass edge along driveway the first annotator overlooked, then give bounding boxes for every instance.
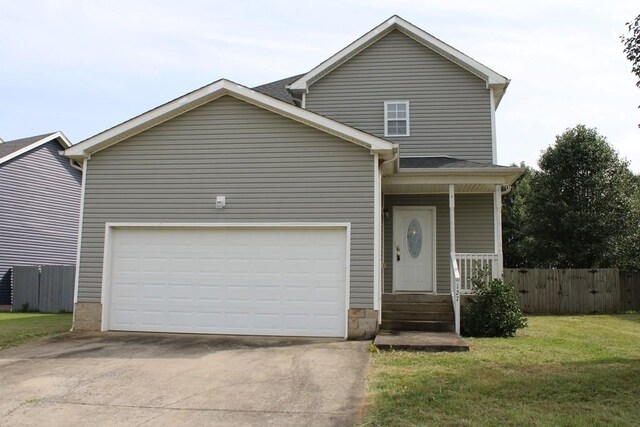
[0,312,72,350]
[363,314,640,426]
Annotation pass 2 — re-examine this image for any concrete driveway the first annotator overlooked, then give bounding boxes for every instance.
[0,333,371,426]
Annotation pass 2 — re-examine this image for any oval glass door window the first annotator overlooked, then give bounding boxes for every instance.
[407,219,422,258]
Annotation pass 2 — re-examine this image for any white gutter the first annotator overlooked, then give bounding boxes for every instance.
[375,147,398,325]
[69,159,83,171]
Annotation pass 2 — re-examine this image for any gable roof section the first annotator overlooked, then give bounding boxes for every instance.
[253,74,304,105]
[393,156,524,185]
[288,15,510,108]
[65,79,397,161]
[0,132,71,165]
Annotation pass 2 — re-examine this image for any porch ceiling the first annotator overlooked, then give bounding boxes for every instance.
[382,166,524,194]
[383,181,499,194]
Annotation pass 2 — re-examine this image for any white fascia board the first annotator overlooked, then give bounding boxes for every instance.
[289,15,509,92]
[64,80,395,160]
[64,80,227,160]
[390,167,525,185]
[385,175,509,186]
[0,131,72,165]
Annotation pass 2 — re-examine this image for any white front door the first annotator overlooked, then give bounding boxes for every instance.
[393,207,435,292]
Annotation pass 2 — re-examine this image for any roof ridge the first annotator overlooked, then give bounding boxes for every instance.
[0,132,70,164]
[4,132,57,145]
[252,74,306,105]
[288,15,510,107]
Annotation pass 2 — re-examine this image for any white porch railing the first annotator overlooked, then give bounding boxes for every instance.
[451,252,500,335]
[455,253,500,294]
[450,252,462,335]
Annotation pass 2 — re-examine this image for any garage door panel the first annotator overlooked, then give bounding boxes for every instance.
[107,226,347,337]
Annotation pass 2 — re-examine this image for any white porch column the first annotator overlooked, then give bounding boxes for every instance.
[373,154,381,322]
[449,184,456,258]
[449,184,461,335]
[494,185,504,277]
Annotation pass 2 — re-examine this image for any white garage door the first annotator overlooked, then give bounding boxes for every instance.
[105,226,348,337]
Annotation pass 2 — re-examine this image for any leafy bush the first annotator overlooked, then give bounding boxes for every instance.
[462,267,527,337]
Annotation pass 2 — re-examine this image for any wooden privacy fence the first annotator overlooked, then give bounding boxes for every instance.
[619,271,640,312]
[11,265,74,313]
[504,268,640,314]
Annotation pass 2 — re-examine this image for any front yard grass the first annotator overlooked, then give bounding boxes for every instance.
[363,314,640,426]
[0,312,72,350]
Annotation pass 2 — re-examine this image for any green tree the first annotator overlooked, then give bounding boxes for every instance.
[529,125,640,268]
[622,13,640,126]
[621,13,640,89]
[502,162,535,267]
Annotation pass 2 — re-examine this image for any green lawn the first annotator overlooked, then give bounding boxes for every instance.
[0,312,72,350]
[363,314,640,426]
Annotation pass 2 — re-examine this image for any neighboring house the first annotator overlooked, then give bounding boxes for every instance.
[0,132,82,305]
[65,16,522,338]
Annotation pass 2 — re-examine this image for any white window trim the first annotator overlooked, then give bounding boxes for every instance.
[384,100,410,137]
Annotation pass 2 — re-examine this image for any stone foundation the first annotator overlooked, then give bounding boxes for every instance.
[73,302,102,331]
[348,308,379,339]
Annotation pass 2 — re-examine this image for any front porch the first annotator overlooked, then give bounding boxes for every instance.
[379,157,523,334]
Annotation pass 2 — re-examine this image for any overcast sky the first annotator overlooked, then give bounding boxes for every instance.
[1,0,638,170]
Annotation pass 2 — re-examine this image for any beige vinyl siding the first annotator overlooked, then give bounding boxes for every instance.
[306,30,493,162]
[383,194,494,294]
[78,95,375,308]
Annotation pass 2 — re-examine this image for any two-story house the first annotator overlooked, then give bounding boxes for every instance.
[0,132,82,306]
[64,16,522,338]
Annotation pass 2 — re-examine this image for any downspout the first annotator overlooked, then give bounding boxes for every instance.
[379,148,399,176]
[376,147,399,324]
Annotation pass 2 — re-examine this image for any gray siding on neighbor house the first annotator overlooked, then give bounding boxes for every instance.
[78,95,376,308]
[0,140,82,305]
[383,194,494,294]
[305,30,493,162]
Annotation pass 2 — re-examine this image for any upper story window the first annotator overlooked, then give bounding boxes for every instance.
[384,101,410,137]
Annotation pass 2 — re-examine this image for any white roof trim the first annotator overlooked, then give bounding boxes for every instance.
[64,79,397,160]
[388,166,524,185]
[288,15,510,107]
[0,131,71,165]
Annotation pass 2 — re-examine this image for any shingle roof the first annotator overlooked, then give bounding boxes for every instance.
[399,156,508,169]
[0,133,56,160]
[253,74,304,105]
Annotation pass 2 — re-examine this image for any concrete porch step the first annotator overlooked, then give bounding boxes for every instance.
[382,294,452,304]
[374,331,469,352]
[382,311,453,322]
[380,319,455,333]
[383,302,452,313]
